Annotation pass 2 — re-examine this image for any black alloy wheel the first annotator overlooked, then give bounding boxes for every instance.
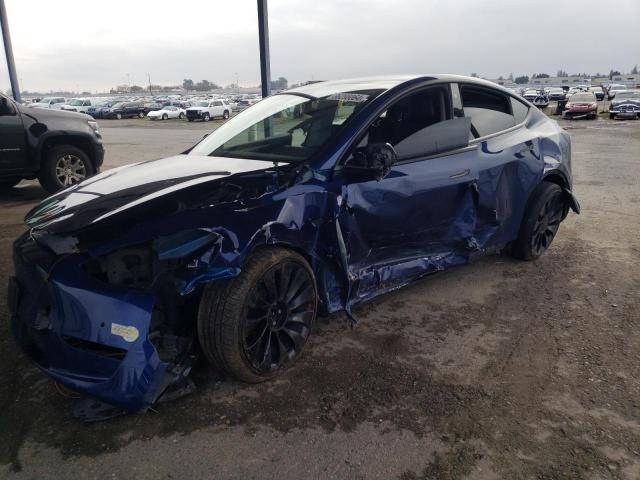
[530,193,564,257]
[198,248,317,383]
[511,182,566,261]
[242,261,315,373]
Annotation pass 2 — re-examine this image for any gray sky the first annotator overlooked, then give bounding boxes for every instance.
[2,0,639,93]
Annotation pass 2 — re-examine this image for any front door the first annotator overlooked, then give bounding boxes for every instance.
[0,96,26,173]
[337,84,481,302]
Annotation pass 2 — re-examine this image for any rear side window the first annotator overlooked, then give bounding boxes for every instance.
[511,98,529,124]
[460,85,515,137]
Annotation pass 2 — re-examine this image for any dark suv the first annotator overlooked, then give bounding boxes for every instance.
[0,92,104,193]
[103,101,147,119]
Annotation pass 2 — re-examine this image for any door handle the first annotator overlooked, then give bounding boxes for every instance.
[449,169,470,180]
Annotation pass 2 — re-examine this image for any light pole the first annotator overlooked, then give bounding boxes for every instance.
[257,0,271,98]
[0,0,20,101]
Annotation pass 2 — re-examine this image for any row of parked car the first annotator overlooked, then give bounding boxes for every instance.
[24,94,264,122]
[508,84,640,120]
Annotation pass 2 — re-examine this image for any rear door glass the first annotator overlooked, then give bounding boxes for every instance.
[460,85,515,138]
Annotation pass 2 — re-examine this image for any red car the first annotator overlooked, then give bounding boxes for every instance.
[562,92,598,120]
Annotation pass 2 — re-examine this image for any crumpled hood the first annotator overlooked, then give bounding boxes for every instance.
[25,155,282,234]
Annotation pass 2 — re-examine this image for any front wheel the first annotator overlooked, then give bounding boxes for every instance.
[179,112,185,120]
[162,113,168,120]
[198,247,317,383]
[38,145,95,193]
[222,110,229,120]
[116,113,122,120]
[203,113,211,122]
[138,111,145,118]
[511,182,566,261]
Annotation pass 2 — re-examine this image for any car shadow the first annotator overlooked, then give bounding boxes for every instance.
[0,182,48,205]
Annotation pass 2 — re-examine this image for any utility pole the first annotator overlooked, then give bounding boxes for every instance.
[148,73,152,95]
[257,0,271,98]
[0,0,21,101]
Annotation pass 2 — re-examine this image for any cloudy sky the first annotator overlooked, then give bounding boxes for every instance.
[1,0,639,93]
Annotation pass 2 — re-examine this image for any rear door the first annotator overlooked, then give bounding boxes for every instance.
[456,82,541,246]
[0,96,27,173]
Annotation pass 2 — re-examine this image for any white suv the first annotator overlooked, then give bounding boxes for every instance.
[61,98,95,113]
[28,97,67,109]
[185,99,232,122]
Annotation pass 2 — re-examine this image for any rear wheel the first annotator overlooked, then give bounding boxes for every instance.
[162,113,168,120]
[222,110,229,120]
[198,247,317,383]
[511,182,566,261]
[116,113,122,120]
[38,145,95,193]
[179,112,185,120]
[138,111,145,118]
[203,113,211,122]
[609,113,615,120]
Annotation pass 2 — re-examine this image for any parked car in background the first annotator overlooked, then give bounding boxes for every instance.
[0,92,103,193]
[8,75,580,415]
[103,101,147,119]
[61,98,95,114]
[563,92,598,119]
[607,84,627,100]
[144,101,164,112]
[185,99,232,121]
[87,100,122,119]
[147,105,186,120]
[547,88,566,101]
[28,97,67,109]
[609,90,640,119]
[236,98,259,110]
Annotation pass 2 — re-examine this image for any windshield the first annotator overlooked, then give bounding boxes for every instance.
[570,94,595,102]
[40,97,53,103]
[111,102,125,108]
[189,89,383,163]
[196,101,209,107]
[69,99,84,106]
[616,91,639,99]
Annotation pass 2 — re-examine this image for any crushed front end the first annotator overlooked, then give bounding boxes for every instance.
[8,229,220,414]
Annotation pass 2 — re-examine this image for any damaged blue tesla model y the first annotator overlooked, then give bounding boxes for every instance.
[9,75,580,416]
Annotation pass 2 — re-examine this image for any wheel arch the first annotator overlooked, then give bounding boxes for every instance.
[39,134,99,171]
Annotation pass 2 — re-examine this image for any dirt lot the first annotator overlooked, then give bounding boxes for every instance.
[0,116,639,479]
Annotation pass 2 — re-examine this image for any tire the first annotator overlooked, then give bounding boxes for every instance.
[222,110,229,120]
[179,113,184,120]
[203,113,211,122]
[38,145,95,193]
[162,113,168,120]
[511,182,566,261]
[198,247,318,383]
[116,113,122,120]
[138,111,145,118]
[0,178,20,192]
[609,113,615,120]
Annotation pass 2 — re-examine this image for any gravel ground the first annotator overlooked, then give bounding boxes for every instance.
[0,115,639,480]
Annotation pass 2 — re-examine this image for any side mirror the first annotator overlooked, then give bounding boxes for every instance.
[343,143,398,181]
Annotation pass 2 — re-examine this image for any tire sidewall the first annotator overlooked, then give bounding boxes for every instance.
[198,248,318,383]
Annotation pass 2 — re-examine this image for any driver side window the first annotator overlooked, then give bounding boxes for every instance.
[357,85,460,160]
